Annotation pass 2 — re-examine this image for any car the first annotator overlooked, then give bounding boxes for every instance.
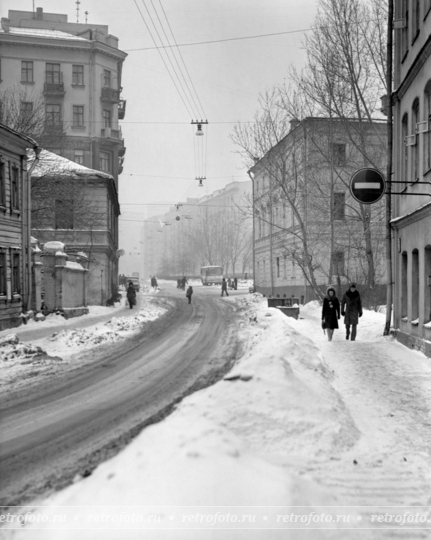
[126,277,140,291]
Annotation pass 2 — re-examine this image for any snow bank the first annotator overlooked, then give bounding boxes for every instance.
[5,297,362,539]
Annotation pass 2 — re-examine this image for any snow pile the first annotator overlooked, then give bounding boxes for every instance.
[6,297,364,539]
[49,328,119,348]
[0,334,49,362]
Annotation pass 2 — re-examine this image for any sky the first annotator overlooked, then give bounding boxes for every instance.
[2,0,317,261]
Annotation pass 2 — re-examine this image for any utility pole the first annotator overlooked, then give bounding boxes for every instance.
[384,0,394,336]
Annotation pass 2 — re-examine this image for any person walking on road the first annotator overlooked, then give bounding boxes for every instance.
[233,277,238,290]
[321,286,340,342]
[186,285,193,304]
[126,281,136,309]
[341,283,363,341]
[221,278,229,297]
[181,276,188,291]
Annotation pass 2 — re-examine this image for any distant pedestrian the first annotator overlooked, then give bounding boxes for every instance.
[181,276,188,290]
[227,277,232,289]
[152,276,158,290]
[221,278,229,297]
[186,285,193,304]
[321,286,340,342]
[126,281,136,309]
[341,283,363,341]
[244,272,248,280]
[233,277,238,290]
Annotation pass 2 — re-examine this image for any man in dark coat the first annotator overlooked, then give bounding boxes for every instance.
[186,285,193,304]
[221,278,229,297]
[126,281,136,309]
[321,286,340,342]
[341,283,363,341]
[181,276,187,290]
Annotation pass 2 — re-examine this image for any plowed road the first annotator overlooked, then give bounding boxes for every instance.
[0,285,241,507]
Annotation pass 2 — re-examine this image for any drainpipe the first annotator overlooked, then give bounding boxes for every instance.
[247,170,256,291]
[22,145,40,315]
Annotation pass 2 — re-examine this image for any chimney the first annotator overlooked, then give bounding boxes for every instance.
[1,18,10,33]
[36,7,43,20]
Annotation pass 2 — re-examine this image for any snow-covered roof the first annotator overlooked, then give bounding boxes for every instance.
[390,200,431,224]
[0,27,90,42]
[28,149,114,181]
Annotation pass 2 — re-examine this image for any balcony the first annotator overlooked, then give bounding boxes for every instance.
[43,72,65,96]
[118,99,127,120]
[101,86,120,103]
[101,127,121,140]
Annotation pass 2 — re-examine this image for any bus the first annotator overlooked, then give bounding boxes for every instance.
[201,266,223,286]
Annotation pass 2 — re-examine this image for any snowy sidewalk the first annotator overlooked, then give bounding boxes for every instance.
[3,296,431,539]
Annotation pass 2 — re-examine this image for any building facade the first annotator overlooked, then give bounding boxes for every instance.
[391,1,431,357]
[0,123,38,330]
[249,117,387,303]
[0,8,127,186]
[30,149,120,305]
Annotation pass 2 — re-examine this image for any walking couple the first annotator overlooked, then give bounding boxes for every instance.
[322,283,363,341]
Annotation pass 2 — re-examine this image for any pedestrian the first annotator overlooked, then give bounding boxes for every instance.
[126,281,136,309]
[153,275,158,290]
[221,278,229,297]
[321,286,340,342]
[227,277,232,289]
[244,272,248,280]
[181,276,188,290]
[234,277,238,290]
[341,283,363,341]
[186,285,193,304]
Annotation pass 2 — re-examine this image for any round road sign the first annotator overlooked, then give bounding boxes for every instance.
[349,168,386,204]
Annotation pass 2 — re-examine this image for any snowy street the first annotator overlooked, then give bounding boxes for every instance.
[2,290,431,539]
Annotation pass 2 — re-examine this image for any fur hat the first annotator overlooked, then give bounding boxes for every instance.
[349,282,356,288]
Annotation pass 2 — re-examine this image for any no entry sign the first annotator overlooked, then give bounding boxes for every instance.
[349,168,386,204]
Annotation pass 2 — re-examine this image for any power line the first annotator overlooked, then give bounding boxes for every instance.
[133,0,194,118]
[124,27,312,52]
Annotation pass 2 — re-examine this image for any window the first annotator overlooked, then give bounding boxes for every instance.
[20,101,33,115]
[46,104,61,125]
[333,192,345,220]
[412,249,419,321]
[72,105,84,127]
[0,160,5,207]
[332,143,346,167]
[276,257,280,278]
[425,246,431,324]
[11,165,19,211]
[425,84,431,172]
[103,69,111,88]
[100,151,111,172]
[401,0,409,58]
[74,150,84,165]
[72,65,84,85]
[402,113,408,186]
[46,63,61,84]
[21,61,33,83]
[0,251,6,295]
[332,251,345,276]
[12,251,20,294]
[412,0,420,41]
[412,99,419,181]
[55,199,74,229]
[103,109,111,128]
[401,251,408,317]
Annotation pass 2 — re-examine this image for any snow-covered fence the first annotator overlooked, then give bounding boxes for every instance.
[42,241,89,318]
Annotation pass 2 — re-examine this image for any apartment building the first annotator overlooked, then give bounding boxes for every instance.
[391,1,431,356]
[249,117,387,303]
[0,7,127,189]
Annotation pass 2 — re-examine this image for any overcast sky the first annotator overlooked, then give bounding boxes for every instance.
[3,0,317,233]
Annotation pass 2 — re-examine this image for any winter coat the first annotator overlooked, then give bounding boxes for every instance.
[186,286,193,298]
[126,285,136,300]
[341,289,362,325]
[322,287,340,330]
[221,279,227,291]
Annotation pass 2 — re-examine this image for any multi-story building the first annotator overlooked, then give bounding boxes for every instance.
[391,1,431,357]
[249,117,387,303]
[0,123,39,330]
[0,8,127,186]
[142,181,253,280]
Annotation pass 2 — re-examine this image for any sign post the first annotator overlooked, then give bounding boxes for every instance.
[349,168,386,204]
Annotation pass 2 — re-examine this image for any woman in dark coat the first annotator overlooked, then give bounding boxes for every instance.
[341,283,363,341]
[126,281,136,309]
[322,286,340,342]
